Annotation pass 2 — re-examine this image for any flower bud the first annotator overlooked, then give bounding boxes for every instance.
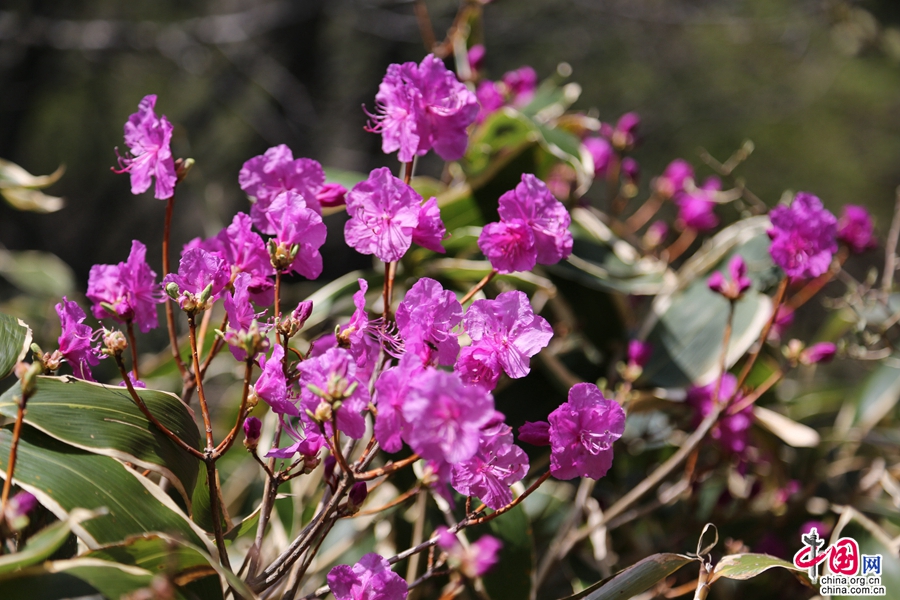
[316,183,347,208]
[42,350,62,372]
[643,220,668,249]
[165,282,180,301]
[323,455,336,481]
[348,482,368,509]
[292,301,313,329]
[243,416,262,451]
[175,157,195,184]
[103,329,128,355]
[800,342,836,366]
[314,399,333,423]
[3,491,37,532]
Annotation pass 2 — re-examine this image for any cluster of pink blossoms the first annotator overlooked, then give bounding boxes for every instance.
[48,54,633,597]
[478,174,574,273]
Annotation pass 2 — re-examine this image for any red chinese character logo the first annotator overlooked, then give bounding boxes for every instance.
[829,538,859,575]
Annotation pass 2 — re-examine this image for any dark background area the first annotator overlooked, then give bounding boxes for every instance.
[1,0,899,288]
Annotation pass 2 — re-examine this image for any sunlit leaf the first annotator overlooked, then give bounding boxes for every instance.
[0,311,31,380]
[0,376,201,506]
[0,508,101,575]
[0,558,187,599]
[0,425,209,550]
[753,405,820,448]
[710,553,810,585]
[0,249,75,298]
[560,553,696,600]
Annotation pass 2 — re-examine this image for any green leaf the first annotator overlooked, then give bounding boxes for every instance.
[0,159,65,213]
[639,220,777,388]
[463,109,539,187]
[710,553,810,585]
[0,249,75,298]
[0,558,188,599]
[560,553,696,600]
[0,376,201,506]
[0,508,101,575]
[191,462,231,533]
[0,311,31,380]
[0,425,210,550]
[547,207,673,295]
[87,533,257,599]
[851,359,900,435]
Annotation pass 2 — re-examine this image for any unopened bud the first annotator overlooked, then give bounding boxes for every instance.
[103,329,128,354]
[348,482,368,509]
[800,342,837,366]
[42,350,62,372]
[198,282,214,306]
[314,400,333,422]
[784,339,805,363]
[323,455,336,480]
[165,282,180,301]
[243,416,262,451]
[292,301,313,329]
[175,157,195,184]
[18,361,42,400]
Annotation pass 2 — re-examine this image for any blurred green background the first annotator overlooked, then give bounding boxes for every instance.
[2,0,900,284]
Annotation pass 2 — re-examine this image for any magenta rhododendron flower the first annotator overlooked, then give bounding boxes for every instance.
[262,190,327,279]
[56,297,100,381]
[345,167,444,262]
[585,136,614,178]
[223,273,268,361]
[450,421,529,509]
[395,278,462,366]
[502,66,537,107]
[476,80,506,123]
[498,174,573,265]
[708,255,752,300]
[163,247,230,311]
[411,197,447,253]
[367,54,478,163]
[239,144,326,216]
[255,344,296,417]
[687,374,752,455]
[86,240,161,333]
[768,192,838,280]
[478,220,537,274]
[211,212,275,304]
[464,290,553,379]
[837,204,876,254]
[401,369,495,464]
[327,553,407,600]
[114,95,177,200]
[655,159,693,198]
[675,177,720,232]
[547,383,625,480]
[373,354,424,453]
[298,347,370,439]
[455,344,502,391]
[436,527,503,578]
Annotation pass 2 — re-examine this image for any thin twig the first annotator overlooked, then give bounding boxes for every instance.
[0,400,28,514]
[734,278,788,392]
[459,270,496,305]
[188,315,215,451]
[113,354,204,459]
[883,187,900,295]
[214,359,255,457]
[355,454,420,482]
[126,320,140,381]
[624,192,663,232]
[162,195,188,380]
